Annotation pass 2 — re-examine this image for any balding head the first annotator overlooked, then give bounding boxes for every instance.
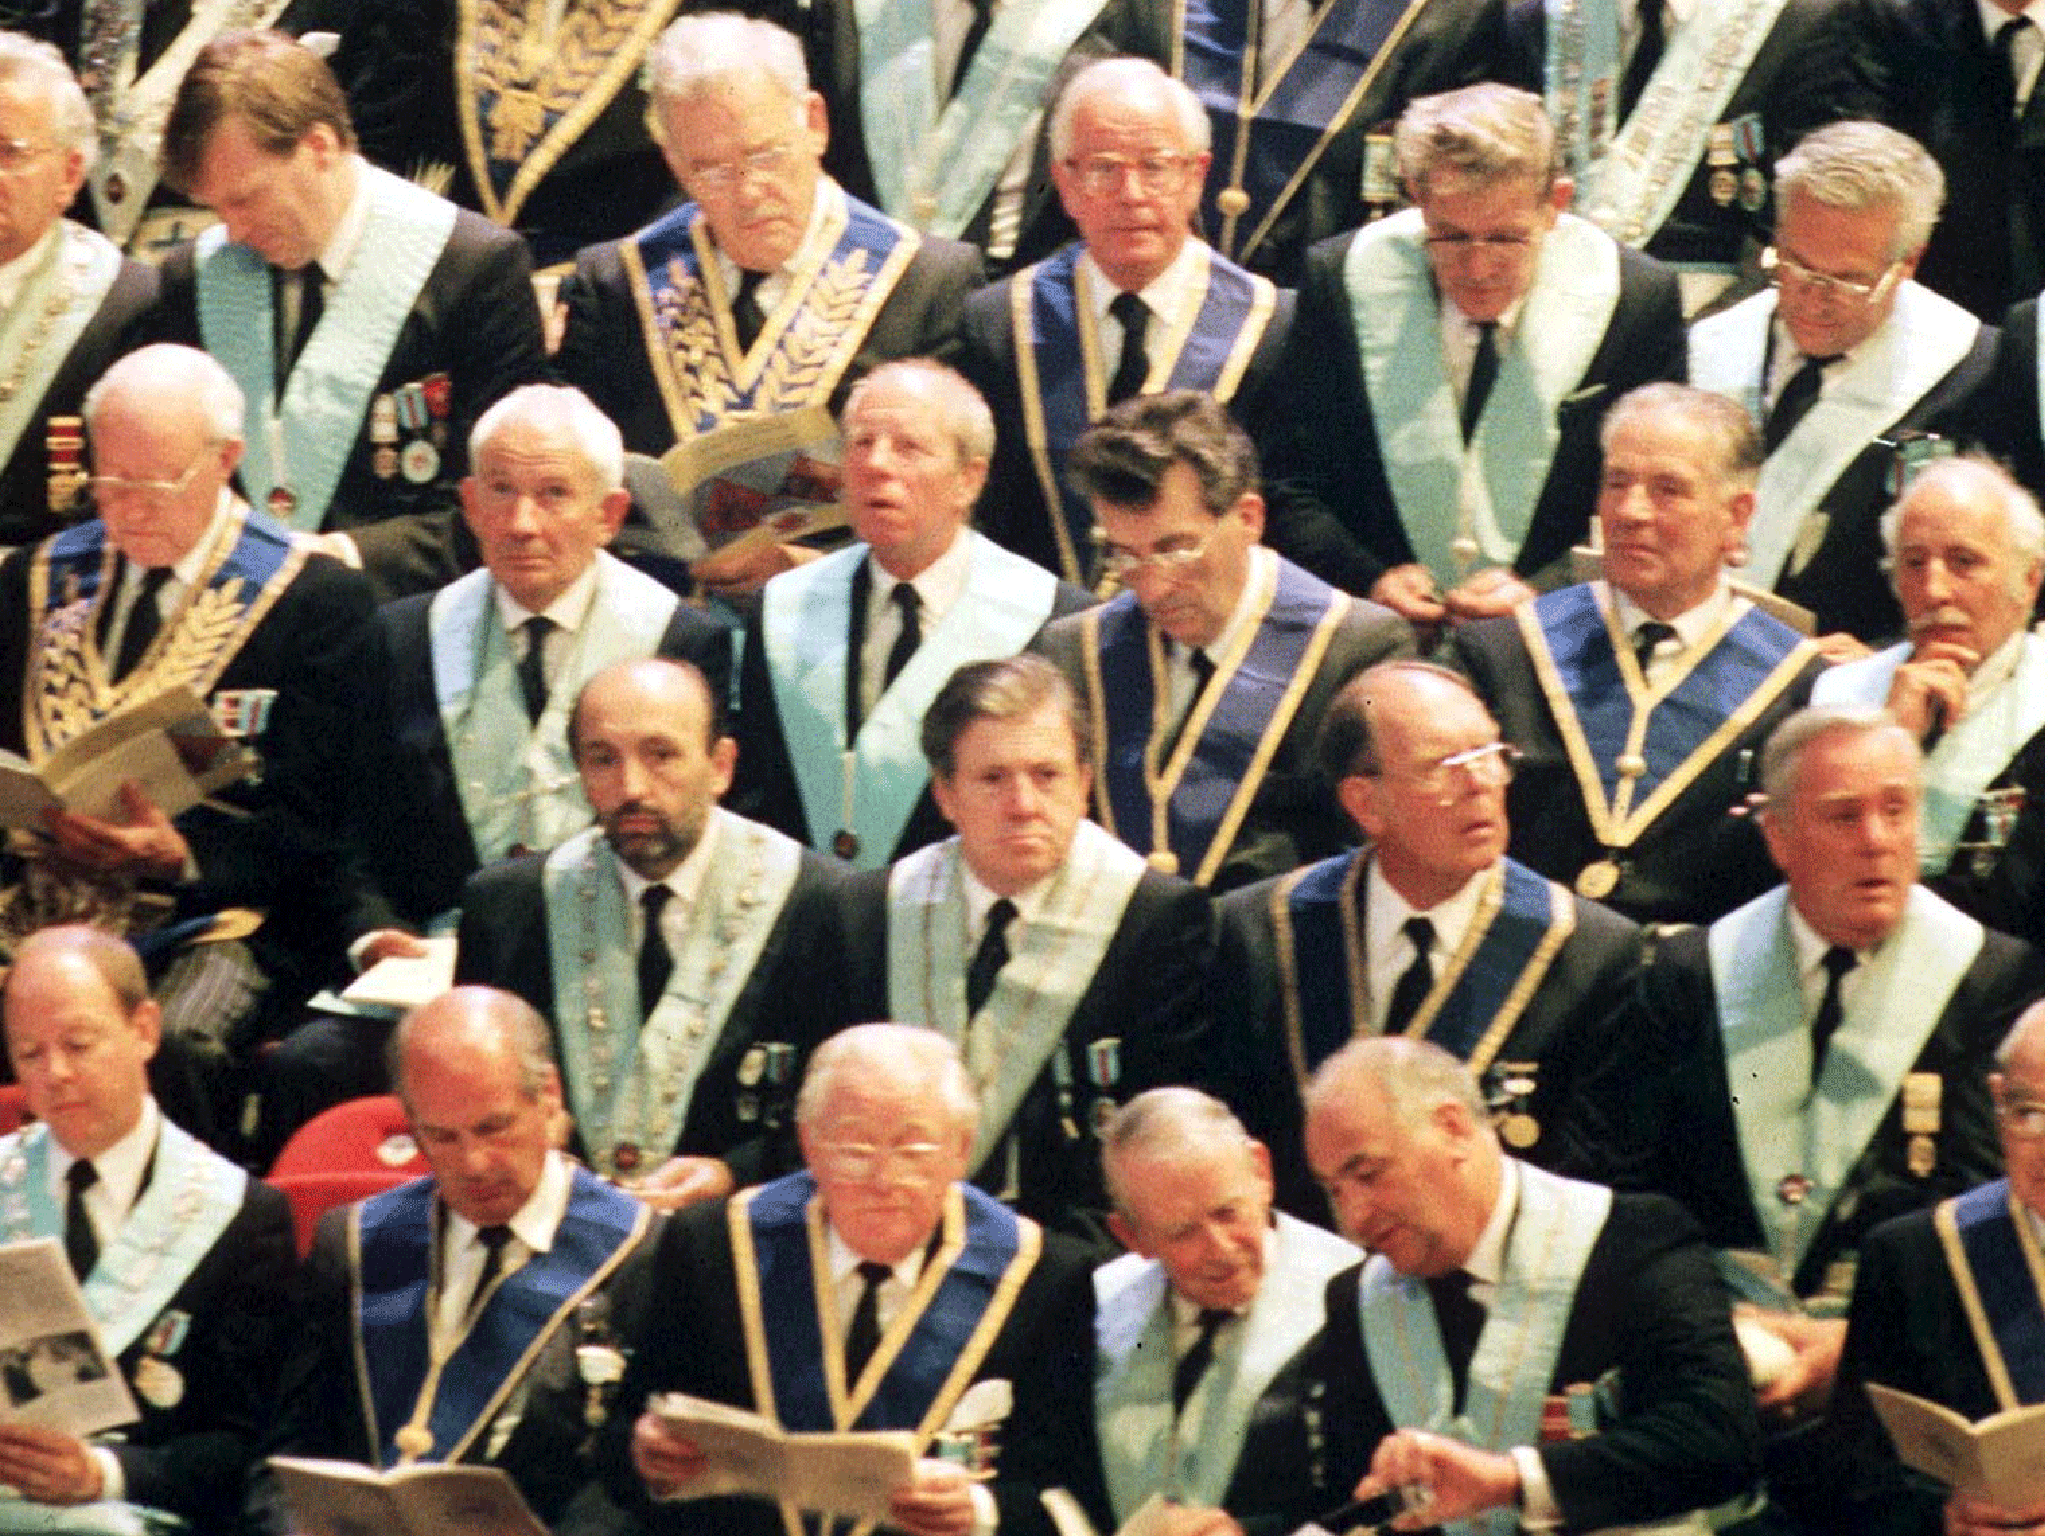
[569,658,735,880]
[5,926,159,1159]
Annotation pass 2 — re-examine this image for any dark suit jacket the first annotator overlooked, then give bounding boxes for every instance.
[837,862,1216,1242]
[154,204,546,602]
[1449,607,1826,926]
[0,248,157,548]
[1215,856,1648,1218]
[552,203,984,458]
[959,250,1297,580]
[1927,730,2043,946]
[109,1169,297,1530]
[1973,297,2043,499]
[341,587,733,941]
[453,837,847,1185]
[254,1180,660,1534]
[1032,575,1415,891]
[1618,918,2041,1296]
[594,1187,1100,1536]
[1318,1192,1763,1531]
[1849,0,2044,323]
[732,559,1096,865]
[1261,233,1685,598]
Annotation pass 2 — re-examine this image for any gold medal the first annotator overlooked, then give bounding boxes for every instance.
[1907,1135,1937,1177]
[133,1358,183,1408]
[1575,860,1620,899]
[1216,186,1251,217]
[1500,1113,1540,1149]
[1709,168,1738,206]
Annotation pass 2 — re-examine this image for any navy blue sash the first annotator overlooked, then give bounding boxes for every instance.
[41,508,297,618]
[745,1173,1022,1432]
[1951,1180,2045,1405]
[355,1170,646,1463]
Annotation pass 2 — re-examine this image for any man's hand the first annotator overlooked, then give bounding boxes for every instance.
[1369,564,1448,624]
[0,1424,105,1505]
[633,1156,736,1211]
[1356,1428,1521,1530]
[694,541,802,599]
[1737,1306,1845,1423]
[1147,1504,1244,1536]
[1444,569,1536,622]
[1811,631,1874,665]
[887,1459,977,1536]
[355,929,428,969]
[631,1413,708,1499]
[1946,1488,2044,1536]
[1886,638,1978,740]
[44,782,190,880]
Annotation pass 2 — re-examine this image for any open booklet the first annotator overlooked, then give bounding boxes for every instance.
[0,1238,138,1437]
[267,1457,547,1536]
[1866,1383,2045,1510]
[630,405,848,579]
[0,684,254,831]
[648,1391,917,1521]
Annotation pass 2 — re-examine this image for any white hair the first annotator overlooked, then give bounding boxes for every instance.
[645,11,809,142]
[1050,57,1210,161]
[0,32,95,170]
[84,344,244,444]
[1775,120,1944,259]
[469,383,625,490]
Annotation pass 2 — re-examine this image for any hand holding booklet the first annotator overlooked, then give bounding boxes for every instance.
[649,1391,917,1521]
[267,1458,547,1536]
[0,685,253,832]
[1866,1383,2045,1510]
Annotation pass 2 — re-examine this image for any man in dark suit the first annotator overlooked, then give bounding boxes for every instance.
[963,58,1294,587]
[734,359,1092,873]
[838,655,1214,1241]
[1690,121,1998,649]
[458,657,844,1208]
[253,987,658,1536]
[1304,1035,1761,1531]
[153,29,545,601]
[1622,706,2041,1437]
[1217,662,1645,1218]
[553,12,982,495]
[1818,1001,2045,1536]
[1062,1088,1359,1535]
[0,35,157,550]
[1851,0,2042,324]
[0,926,295,1533]
[0,344,375,1134]
[1450,383,1826,926]
[1261,82,1685,618]
[1034,391,1413,891]
[600,1023,1098,1536]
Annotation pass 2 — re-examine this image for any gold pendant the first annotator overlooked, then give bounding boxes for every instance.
[1574,859,1620,899]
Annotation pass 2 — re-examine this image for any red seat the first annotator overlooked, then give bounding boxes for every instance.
[268,1094,427,1179]
[0,1084,28,1136]
[267,1170,415,1257]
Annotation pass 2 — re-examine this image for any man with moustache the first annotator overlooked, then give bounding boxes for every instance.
[456,658,844,1208]
[1812,456,2044,940]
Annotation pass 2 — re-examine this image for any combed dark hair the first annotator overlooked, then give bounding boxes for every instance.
[920,654,1088,779]
[1066,391,1257,515]
[1315,660,1478,785]
[162,30,356,193]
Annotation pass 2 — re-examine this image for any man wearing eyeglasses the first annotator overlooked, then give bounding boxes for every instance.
[1034,391,1412,892]
[1691,120,1999,652]
[963,59,1293,588]
[1215,661,1649,1218]
[1821,1000,2044,1536]
[599,1022,1098,1536]
[1263,82,1685,627]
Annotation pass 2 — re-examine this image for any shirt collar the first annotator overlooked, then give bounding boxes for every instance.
[316,156,372,280]
[1365,856,1494,964]
[959,858,1057,936]
[1167,1224,1275,1329]
[616,808,722,916]
[1460,1156,1517,1288]
[446,1147,572,1257]
[1079,237,1207,329]
[1610,578,1732,650]
[1181,543,1271,665]
[867,523,972,617]
[1967,630,2028,708]
[0,223,57,311]
[1980,0,2045,42]
[712,176,835,300]
[52,1098,160,1222]
[825,1223,926,1291]
[1785,902,1874,977]
[492,558,602,635]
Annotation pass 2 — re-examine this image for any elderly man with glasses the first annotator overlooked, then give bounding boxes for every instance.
[1690,120,1999,653]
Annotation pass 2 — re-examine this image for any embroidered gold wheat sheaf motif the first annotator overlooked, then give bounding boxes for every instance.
[471,0,644,162]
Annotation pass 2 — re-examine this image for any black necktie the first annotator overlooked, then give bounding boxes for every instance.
[1809,945,1857,1086]
[1383,916,1436,1034]
[950,0,994,97]
[732,269,767,352]
[965,898,1017,1015]
[63,1160,98,1282]
[275,262,323,377]
[845,1259,892,1382]
[1427,1268,1486,1407]
[111,565,172,680]
[1764,355,1835,453]
[1172,1308,1233,1415]
[1164,648,1215,756]
[1998,18,2038,112]
[1460,322,1498,441]
[1107,291,1150,404]
[882,582,921,695]
[638,885,674,1019]
[1632,620,1677,676]
[516,615,554,724]
[467,1224,513,1317]
[1618,0,1665,119]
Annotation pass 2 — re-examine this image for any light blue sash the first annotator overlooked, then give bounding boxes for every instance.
[1357,1164,1610,1536]
[1813,636,2045,871]
[761,535,1058,868]
[540,815,803,1174]
[1709,885,1981,1272]
[1690,284,1982,589]
[1094,1212,1359,1517]
[884,820,1144,1171]
[855,0,1107,235]
[1341,211,1616,584]
[196,165,457,531]
[430,552,680,864]
[0,224,123,468]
